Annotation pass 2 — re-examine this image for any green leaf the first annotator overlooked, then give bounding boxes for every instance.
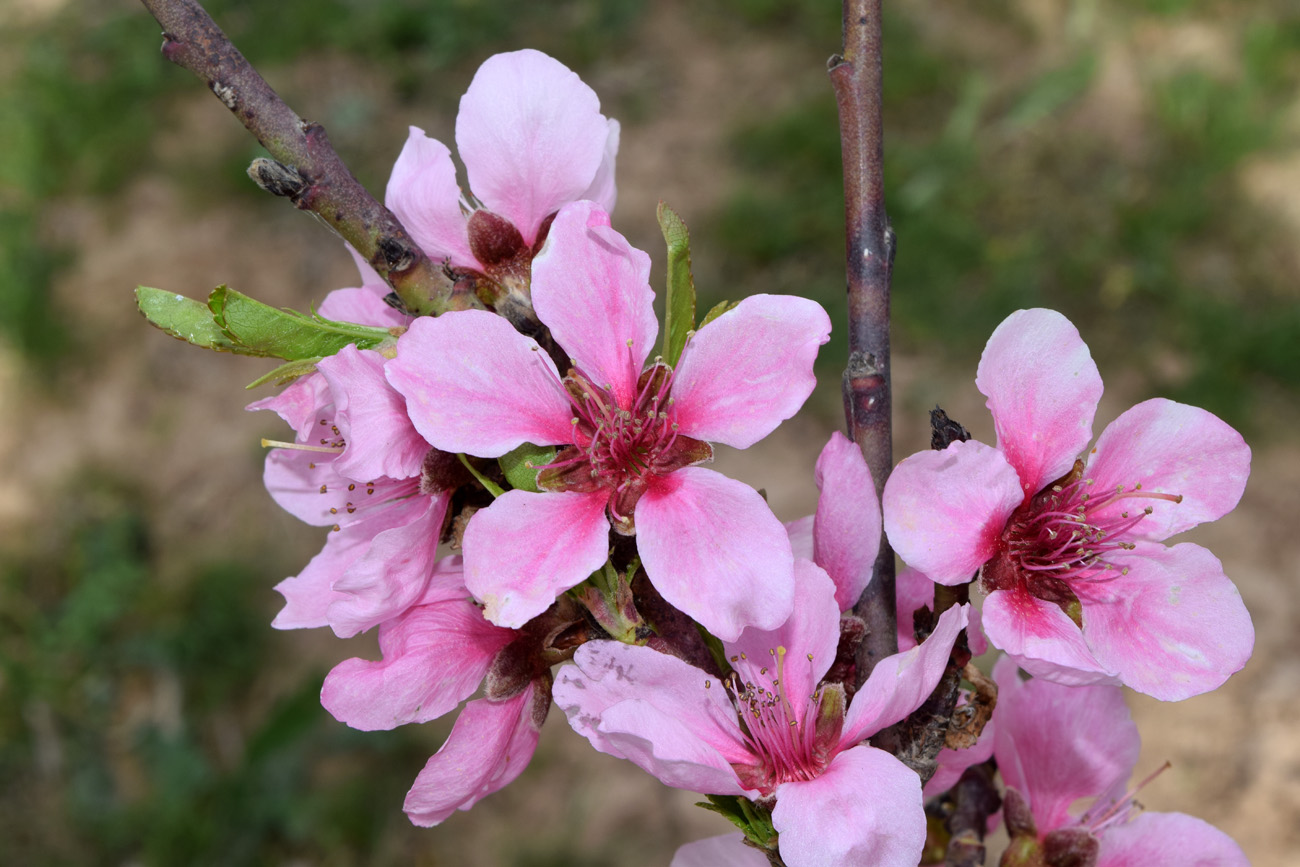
[695,795,752,835]
[698,298,738,329]
[457,454,505,498]
[245,357,321,389]
[498,442,556,493]
[657,202,696,367]
[135,285,266,355]
[208,285,393,361]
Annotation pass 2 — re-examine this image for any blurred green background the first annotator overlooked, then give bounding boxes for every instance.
[1,0,1297,864]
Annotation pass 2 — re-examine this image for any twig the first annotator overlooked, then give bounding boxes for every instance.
[138,0,464,315]
[831,0,896,683]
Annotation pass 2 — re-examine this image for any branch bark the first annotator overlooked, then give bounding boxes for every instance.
[832,0,896,683]
[139,0,466,315]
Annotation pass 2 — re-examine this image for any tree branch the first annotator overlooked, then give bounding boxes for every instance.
[832,0,896,683]
[139,0,467,315]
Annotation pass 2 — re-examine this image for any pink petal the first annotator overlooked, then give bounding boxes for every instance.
[812,431,881,611]
[842,605,968,744]
[981,588,1116,686]
[1084,398,1251,542]
[636,467,795,642]
[327,494,449,637]
[1097,812,1249,867]
[384,126,476,269]
[317,346,429,482]
[725,560,841,719]
[387,311,575,457]
[895,565,936,652]
[530,201,655,405]
[247,372,331,441]
[579,118,621,214]
[785,515,815,561]
[262,449,350,527]
[463,490,611,627]
[456,50,609,245]
[1078,542,1254,701]
[270,524,367,630]
[554,641,752,796]
[991,656,1139,834]
[772,746,926,867]
[670,294,831,450]
[318,286,404,328]
[321,593,513,731]
[403,684,546,827]
[976,308,1103,497]
[344,243,389,293]
[883,440,1023,585]
[672,834,769,867]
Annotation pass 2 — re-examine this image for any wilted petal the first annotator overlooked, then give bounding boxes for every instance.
[457,50,609,245]
[1079,542,1253,701]
[403,684,546,826]
[1085,398,1251,542]
[976,308,1102,497]
[992,656,1139,834]
[322,591,513,731]
[636,467,795,642]
[531,201,655,406]
[883,440,1023,585]
[1097,812,1249,867]
[842,605,967,744]
[812,431,880,611]
[387,311,575,457]
[318,345,429,482]
[671,294,831,450]
[463,490,611,627]
[384,127,476,269]
[772,746,925,867]
[672,834,769,867]
[554,640,751,796]
[982,588,1115,687]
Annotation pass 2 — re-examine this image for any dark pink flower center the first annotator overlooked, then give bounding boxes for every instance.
[985,459,1182,615]
[537,363,712,532]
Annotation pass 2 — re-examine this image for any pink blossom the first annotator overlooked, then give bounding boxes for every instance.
[388,201,831,641]
[553,559,968,867]
[883,308,1253,700]
[671,834,771,867]
[896,565,988,656]
[385,49,618,299]
[991,657,1249,866]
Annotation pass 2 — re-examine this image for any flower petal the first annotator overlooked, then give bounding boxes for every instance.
[457,50,609,244]
[772,746,926,867]
[317,346,429,482]
[463,490,611,627]
[387,311,574,457]
[384,127,476,269]
[981,588,1116,686]
[1097,812,1249,867]
[530,201,655,406]
[812,431,881,611]
[247,372,331,441]
[976,308,1103,497]
[785,514,815,562]
[991,656,1139,834]
[579,118,621,214]
[883,440,1023,585]
[672,834,769,867]
[403,684,546,827]
[270,523,367,630]
[726,560,841,719]
[670,294,831,449]
[1079,542,1254,701]
[318,285,404,328]
[636,467,795,642]
[322,591,513,731]
[554,640,752,796]
[842,605,967,744]
[1084,398,1251,542]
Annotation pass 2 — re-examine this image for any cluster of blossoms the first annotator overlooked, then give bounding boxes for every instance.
[152,47,1255,867]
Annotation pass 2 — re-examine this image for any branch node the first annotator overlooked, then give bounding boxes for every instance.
[247,158,309,199]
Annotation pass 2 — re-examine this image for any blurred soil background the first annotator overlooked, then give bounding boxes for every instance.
[1,0,1298,863]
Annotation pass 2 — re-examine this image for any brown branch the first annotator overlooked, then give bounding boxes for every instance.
[832,0,896,684]
[139,0,467,316]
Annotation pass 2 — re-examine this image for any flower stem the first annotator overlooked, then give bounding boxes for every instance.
[137,0,466,316]
[831,0,897,681]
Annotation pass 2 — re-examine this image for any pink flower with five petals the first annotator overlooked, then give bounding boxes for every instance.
[387,200,831,641]
[883,308,1253,700]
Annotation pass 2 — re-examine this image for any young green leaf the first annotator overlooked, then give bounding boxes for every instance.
[499,442,557,493]
[209,285,393,361]
[135,285,266,355]
[698,298,738,329]
[657,202,696,367]
[245,357,322,389]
